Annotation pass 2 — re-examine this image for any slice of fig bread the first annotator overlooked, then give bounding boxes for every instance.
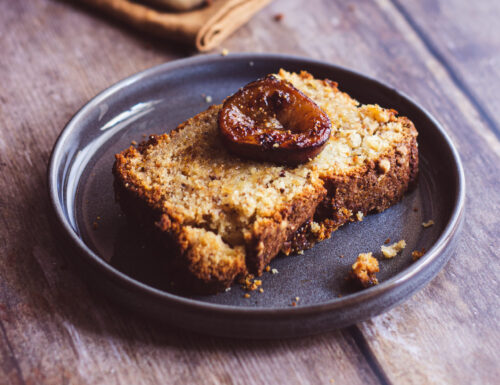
[113,70,418,292]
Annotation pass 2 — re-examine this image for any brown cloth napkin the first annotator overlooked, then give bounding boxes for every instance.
[77,0,273,51]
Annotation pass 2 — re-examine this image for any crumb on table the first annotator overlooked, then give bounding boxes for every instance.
[356,211,364,221]
[274,13,284,22]
[350,252,379,288]
[381,239,406,258]
[422,220,435,228]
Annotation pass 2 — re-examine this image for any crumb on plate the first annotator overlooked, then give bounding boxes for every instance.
[381,239,406,259]
[412,248,426,261]
[350,252,379,288]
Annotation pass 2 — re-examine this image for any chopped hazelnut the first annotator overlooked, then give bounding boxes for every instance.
[378,159,391,174]
[381,239,406,259]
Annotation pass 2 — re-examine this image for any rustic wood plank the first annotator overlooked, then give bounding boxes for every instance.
[391,0,500,137]
[1,0,499,384]
[335,2,500,383]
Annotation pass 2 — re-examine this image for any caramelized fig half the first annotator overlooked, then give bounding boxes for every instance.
[218,76,331,165]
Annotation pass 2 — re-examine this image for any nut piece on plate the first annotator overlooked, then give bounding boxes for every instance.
[218,75,331,165]
[381,239,406,259]
[422,220,435,228]
[350,252,379,288]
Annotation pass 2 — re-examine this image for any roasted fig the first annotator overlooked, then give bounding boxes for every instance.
[218,76,331,165]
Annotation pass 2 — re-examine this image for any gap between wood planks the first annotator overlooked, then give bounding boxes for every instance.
[347,326,392,385]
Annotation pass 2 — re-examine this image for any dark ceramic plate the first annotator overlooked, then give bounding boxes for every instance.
[48,53,465,339]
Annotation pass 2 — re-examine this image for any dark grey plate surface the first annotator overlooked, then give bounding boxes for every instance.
[48,53,465,339]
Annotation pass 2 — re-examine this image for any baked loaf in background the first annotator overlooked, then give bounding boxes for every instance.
[113,70,418,293]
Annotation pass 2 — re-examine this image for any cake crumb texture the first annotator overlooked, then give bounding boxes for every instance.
[351,252,379,288]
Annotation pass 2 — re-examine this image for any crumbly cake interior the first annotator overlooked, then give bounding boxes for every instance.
[118,70,413,272]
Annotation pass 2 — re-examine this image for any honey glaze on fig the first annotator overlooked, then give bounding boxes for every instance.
[218,75,332,165]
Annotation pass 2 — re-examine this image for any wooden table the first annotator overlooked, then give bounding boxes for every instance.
[1,1,499,384]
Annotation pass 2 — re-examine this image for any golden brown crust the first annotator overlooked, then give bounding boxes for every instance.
[113,133,326,291]
[114,159,247,294]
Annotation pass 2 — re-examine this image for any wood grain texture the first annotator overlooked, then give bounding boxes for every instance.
[392,0,500,138]
[0,0,499,384]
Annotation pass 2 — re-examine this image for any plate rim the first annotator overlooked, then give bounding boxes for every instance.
[47,52,466,317]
